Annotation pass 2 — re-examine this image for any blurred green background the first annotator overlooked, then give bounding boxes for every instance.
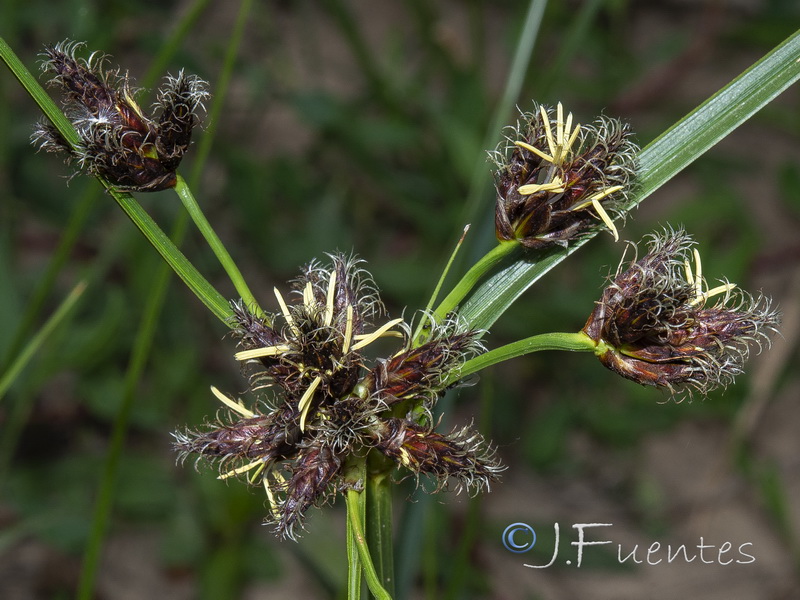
[1,1,799,598]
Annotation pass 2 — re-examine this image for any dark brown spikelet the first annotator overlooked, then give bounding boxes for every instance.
[172,401,302,472]
[493,102,637,249]
[374,418,504,494]
[33,41,208,192]
[364,317,483,407]
[583,228,780,396]
[277,443,344,540]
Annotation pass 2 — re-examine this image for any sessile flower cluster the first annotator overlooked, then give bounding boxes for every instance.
[33,41,208,191]
[173,254,503,539]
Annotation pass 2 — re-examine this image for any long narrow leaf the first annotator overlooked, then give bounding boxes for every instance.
[460,29,800,331]
[0,281,86,401]
[0,36,233,325]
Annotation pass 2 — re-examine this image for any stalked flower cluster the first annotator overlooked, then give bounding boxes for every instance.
[33,41,208,191]
[173,254,503,539]
[582,229,779,396]
[493,102,638,249]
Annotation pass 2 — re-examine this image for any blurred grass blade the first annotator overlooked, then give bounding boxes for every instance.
[76,224,180,600]
[0,281,86,401]
[0,35,233,325]
[77,2,248,598]
[0,185,97,371]
[460,28,800,331]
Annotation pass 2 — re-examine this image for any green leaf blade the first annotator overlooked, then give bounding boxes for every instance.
[460,29,800,332]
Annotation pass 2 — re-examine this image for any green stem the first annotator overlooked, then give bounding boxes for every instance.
[347,500,363,600]
[430,241,521,328]
[173,175,263,316]
[0,281,86,401]
[107,184,233,323]
[454,331,596,383]
[346,488,392,600]
[366,462,394,597]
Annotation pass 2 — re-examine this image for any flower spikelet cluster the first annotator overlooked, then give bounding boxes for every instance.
[582,228,780,396]
[493,102,638,249]
[174,254,503,539]
[32,41,208,191]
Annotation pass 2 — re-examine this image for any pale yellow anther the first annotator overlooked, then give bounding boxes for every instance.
[234,344,291,361]
[398,447,412,467]
[210,385,255,418]
[298,375,323,432]
[342,304,354,355]
[274,287,299,336]
[692,249,704,298]
[514,140,554,163]
[518,180,566,195]
[566,122,581,156]
[586,185,623,203]
[532,103,581,166]
[219,458,264,480]
[692,283,736,304]
[324,269,337,326]
[591,198,619,242]
[571,185,622,242]
[686,249,737,306]
[540,105,556,160]
[556,102,564,147]
[303,281,315,310]
[564,111,573,146]
[351,317,405,351]
[263,476,281,521]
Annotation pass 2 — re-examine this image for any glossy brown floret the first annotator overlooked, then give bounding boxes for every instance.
[582,229,780,396]
[493,102,637,249]
[33,41,208,191]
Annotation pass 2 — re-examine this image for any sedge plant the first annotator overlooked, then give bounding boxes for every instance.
[2,21,799,600]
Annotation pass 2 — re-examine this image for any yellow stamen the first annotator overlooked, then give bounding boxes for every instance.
[591,199,619,242]
[298,375,323,432]
[540,105,556,160]
[686,249,737,306]
[585,185,623,203]
[234,344,291,361]
[303,281,315,310]
[248,461,267,484]
[325,269,337,326]
[692,249,704,299]
[342,304,354,355]
[566,122,581,157]
[219,459,264,480]
[398,447,412,467]
[571,185,623,241]
[351,317,405,351]
[518,180,566,195]
[556,102,565,147]
[274,287,299,336]
[698,283,737,304]
[210,385,255,418]
[263,476,281,521]
[514,140,554,164]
